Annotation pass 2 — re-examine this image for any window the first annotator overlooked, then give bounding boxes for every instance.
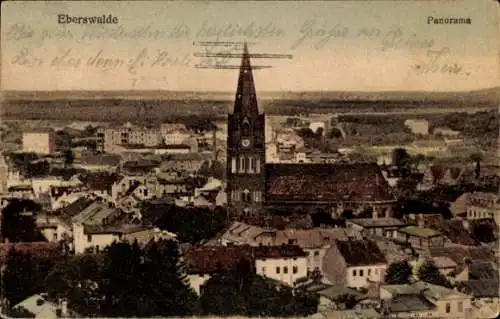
[250,157,255,173]
[87,235,92,242]
[231,157,237,173]
[242,122,250,136]
[375,268,379,275]
[457,302,463,312]
[262,267,266,275]
[143,189,148,197]
[360,269,364,277]
[352,269,357,276]
[244,157,250,172]
[293,266,298,274]
[239,157,245,173]
[445,303,451,313]
[284,267,288,274]
[276,267,280,274]
[243,190,252,203]
[368,269,372,276]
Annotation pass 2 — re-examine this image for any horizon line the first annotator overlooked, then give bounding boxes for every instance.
[2,86,499,94]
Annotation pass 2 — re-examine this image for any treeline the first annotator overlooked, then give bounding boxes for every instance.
[3,241,318,317]
[141,203,228,244]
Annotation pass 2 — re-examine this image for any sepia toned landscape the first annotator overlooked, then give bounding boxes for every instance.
[1,1,499,319]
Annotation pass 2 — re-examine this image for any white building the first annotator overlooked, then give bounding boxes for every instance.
[98,123,162,154]
[183,245,309,295]
[466,191,500,225]
[404,119,429,135]
[323,239,388,289]
[22,129,56,154]
[380,281,473,319]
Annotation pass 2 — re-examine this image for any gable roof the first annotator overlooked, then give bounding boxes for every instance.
[265,163,394,203]
[428,246,496,265]
[336,239,387,267]
[182,244,307,275]
[78,172,122,192]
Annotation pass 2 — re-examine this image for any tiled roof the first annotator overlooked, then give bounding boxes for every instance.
[54,196,94,218]
[182,244,307,275]
[214,221,359,248]
[78,154,121,166]
[388,294,435,313]
[0,242,60,262]
[428,246,496,265]
[265,163,394,203]
[469,262,499,281]
[336,239,387,267]
[460,280,500,298]
[84,224,151,235]
[348,218,405,228]
[78,172,122,192]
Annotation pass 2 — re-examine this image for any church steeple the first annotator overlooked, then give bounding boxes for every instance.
[232,42,259,115]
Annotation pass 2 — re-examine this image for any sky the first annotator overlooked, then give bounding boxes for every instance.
[1,0,498,92]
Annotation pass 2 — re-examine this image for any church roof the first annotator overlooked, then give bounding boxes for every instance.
[231,43,261,115]
[264,163,394,203]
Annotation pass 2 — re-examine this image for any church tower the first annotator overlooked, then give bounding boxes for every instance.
[226,43,266,221]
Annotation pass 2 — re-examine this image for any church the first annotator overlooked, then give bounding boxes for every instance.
[226,44,395,224]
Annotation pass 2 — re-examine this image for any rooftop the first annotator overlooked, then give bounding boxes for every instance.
[336,239,387,267]
[388,294,435,313]
[265,163,394,203]
[182,244,307,275]
[399,226,441,238]
[348,217,405,228]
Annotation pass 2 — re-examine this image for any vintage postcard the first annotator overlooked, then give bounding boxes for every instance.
[0,0,499,318]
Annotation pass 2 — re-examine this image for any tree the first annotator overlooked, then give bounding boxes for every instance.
[140,240,198,316]
[385,261,413,285]
[472,221,497,243]
[63,149,74,168]
[418,260,452,288]
[392,148,412,176]
[3,249,43,305]
[1,199,44,242]
[100,241,144,317]
[200,258,318,317]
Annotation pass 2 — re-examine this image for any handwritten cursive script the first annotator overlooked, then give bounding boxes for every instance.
[291,19,349,50]
[415,47,468,76]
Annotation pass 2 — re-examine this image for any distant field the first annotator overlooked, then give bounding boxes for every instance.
[1,97,497,123]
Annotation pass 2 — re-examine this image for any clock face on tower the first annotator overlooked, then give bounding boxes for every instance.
[241,139,251,148]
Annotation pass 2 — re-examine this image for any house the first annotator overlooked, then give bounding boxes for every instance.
[22,129,56,155]
[466,191,499,223]
[182,244,308,295]
[309,284,366,312]
[35,213,72,243]
[459,280,499,303]
[380,281,473,318]
[346,218,405,239]
[7,294,80,318]
[72,223,174,254]
[396,226,445,250]
[78,172,122,198]
[405,214,478,246]
[207,221,361,276]
[73,154,121,172]
[323,239,388,289]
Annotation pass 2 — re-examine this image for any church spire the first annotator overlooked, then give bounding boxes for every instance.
[232,42,259,115]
